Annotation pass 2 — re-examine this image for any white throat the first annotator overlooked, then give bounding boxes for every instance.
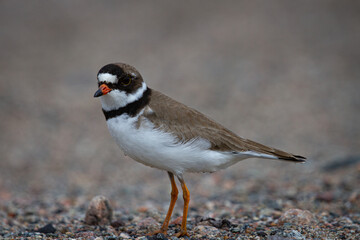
[100,82,147,111]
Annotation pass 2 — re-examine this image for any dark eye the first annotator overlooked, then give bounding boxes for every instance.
[121,77,131,86]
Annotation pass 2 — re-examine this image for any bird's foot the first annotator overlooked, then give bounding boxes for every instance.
[175,229,189,237]
[147,228,167,236]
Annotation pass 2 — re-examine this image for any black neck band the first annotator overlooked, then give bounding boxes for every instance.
[102,88,152,120]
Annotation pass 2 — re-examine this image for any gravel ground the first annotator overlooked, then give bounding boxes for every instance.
[1,157,359,239]
[0,1,359,239]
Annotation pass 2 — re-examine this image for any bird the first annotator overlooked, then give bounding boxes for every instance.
[93,63,306,237]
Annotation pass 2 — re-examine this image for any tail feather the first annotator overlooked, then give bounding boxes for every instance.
[239,138,306,163]
[266,147,306,163]
[236,150,306,163]
[278,154,306,163]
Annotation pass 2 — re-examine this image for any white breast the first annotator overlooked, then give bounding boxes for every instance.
[105,112,243,175]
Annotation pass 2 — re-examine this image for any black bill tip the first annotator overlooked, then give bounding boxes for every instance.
[94,88,103,98]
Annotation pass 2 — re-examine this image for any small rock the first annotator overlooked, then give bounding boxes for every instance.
[169,216,183,225]
[257,231,267,237]
[119,232,131,238]
[268,230,305,240]
[84,195,113,225]
[278,209,317,226]
[194,217,231,228]
[147,233,168,240]
[286,230,305,240]
[273,210,283,219]
[209,218,232,228]
[75,231,96,238]
[137,217,160,230]
[259,208,274,217]
[36,223,56,234]
[58,226,70,234]
[110,219,125,228]
[193,225,220,236]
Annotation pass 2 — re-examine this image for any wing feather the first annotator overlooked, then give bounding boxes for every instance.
[145,90,305,162]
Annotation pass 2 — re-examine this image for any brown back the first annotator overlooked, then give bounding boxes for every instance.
[144,90,305,162]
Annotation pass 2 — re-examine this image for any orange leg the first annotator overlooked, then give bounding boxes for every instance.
[176,176,190,237]
[148,172,178,236]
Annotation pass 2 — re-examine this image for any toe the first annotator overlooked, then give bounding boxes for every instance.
[147,229,167,236]
[175,230,189,237]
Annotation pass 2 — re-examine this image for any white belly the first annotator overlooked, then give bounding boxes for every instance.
[106,114,241,175]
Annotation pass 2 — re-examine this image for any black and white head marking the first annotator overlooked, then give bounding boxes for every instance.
[96,63,151,119]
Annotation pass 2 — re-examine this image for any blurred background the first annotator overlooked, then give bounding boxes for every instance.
[0,0,359,212]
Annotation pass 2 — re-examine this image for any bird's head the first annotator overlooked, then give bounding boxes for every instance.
[94,63,147,111]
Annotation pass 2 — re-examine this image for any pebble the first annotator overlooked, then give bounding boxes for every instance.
[137,217,160,230]
[75,231,96,238]
[135,237,148,240]
[169,216,183,225]
[278,209,317,226]
[35,223,56,234]
[256,230,267,237]
[119,232,131,238]
[146,233,168,240]
[193,225,220,236]
[84,196,113,225]
[110,219,125,228]
[209,218,232,228]
[195,217,232,228]
[268,230,305,240]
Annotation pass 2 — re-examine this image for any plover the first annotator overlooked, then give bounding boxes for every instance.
[94,63,305,237]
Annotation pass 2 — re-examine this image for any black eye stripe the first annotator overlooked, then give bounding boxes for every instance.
[98,80,135,94]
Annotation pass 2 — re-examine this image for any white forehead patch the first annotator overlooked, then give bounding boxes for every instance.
[98,73,118,83]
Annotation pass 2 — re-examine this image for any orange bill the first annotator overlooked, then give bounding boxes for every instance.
[94,84,112,97]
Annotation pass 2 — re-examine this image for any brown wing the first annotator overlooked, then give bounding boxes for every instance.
[144,90,305,162]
